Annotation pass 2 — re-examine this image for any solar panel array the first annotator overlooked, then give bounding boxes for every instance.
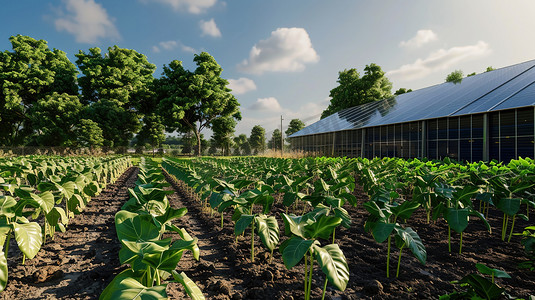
[290,59,535,138]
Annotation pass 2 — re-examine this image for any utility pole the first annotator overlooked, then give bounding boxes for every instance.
[280,115,284,157]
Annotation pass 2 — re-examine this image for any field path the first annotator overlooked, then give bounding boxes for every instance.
[2,167,138,300]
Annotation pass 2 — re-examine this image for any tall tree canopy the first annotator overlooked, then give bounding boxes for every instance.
[249,125,266,154]
[285,119,305,137]
[211,116,236,156]
[0,35,78,145]
[267,129,282,151]
[75,46,156,146]
[157,52,241,155]
[321,63,392,119]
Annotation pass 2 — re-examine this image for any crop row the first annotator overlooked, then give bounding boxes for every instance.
[0,155,132,292]
[162,156,535,299]
[101,157,203,299]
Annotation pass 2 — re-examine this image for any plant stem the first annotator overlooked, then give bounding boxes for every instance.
[304,252,309,299]
[4,232,10,260]
[251,220,255,262]
[396,245,404,278]
[307,251,315,300]
[386,235,391,278]
[332,228,336,244]
[221,212,224,229]
[321,274,328,300]
[507,215,516,243]
[146,266,153,287]
[22,254,25,265]
[448,226,451,253]
[502,214,508,241]
[459,232,463,254]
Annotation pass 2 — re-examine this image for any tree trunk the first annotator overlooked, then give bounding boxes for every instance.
[194,130,201,156]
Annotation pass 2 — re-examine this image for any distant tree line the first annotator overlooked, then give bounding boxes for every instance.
[0,35,240,155]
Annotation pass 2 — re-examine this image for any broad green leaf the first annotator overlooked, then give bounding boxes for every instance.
[172,271,205,300]
[282,192,297,207]
[30,191,55,214]
[155,207,187,226]
[445,208,469,233]
[106,277,167,300]
[314,244,349,291]
[394,226,426,264]
[391,201,420,220]
[255,215,279,251]
[209,193,224,209]
[497,198,521,216]
[234,215,254,236]
[116,214,160,243]
[371,222,395,243]
[304,215,341,240]
[281,213,307,238]
[46,207,68,227]
[458,274,504,299]
[13,222,42,259]
[475,263,511,279]
[0,196,16,218]
[281,236,314,269]
[119,239,170,269]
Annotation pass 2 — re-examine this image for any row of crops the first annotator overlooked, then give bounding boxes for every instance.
[0,155,132,292]
[162,156,535,299]
[101,157,204,299]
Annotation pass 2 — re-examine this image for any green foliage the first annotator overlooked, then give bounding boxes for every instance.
[285,119,305,139]
[394,88,412,95]
[157,53,240,155]
[74,119,104,147]
[249,125,266,154]
[268,129,282,151]
[0,35,78,146]
[321,64,392,119]
[445,70,464,84]
[30,93,83,146]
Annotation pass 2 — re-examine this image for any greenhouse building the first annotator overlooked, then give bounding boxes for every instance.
[289,59,535,162]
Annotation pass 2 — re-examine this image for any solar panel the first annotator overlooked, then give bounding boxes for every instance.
[290,59,535,138]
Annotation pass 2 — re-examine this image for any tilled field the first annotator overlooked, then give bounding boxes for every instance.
[3,166,534,299]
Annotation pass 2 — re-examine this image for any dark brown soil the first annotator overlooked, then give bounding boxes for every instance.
[2,167,138,300]
[3,166,534,300]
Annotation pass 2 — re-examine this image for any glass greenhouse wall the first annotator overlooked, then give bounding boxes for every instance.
[290,106,534,162]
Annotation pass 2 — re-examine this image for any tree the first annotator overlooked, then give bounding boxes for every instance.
[233,134,250,156]
[321,63,392,119]
[249,125,266,154]
[29,93,83,146]
[0,35,78,145]
[285,119,305,137]
[136,114,166,153]
[157,52,241,156]
[445,70,463,84]
[394,88,412,95]
[268,129,282,151]
[211,116,237,156]
[467,72,477,77]
[83,100,141,147]
[75,46,156,147]
[486,66,495,72]
[73,119,104,148]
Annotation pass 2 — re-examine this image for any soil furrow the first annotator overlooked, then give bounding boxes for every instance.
[2,167,139,300]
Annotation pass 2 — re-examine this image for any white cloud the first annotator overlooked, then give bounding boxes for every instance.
[238,27,319,74]
[387,41,491,81]
[140,0,216,14]
[54,0,119,44]
[199,18,221,38]
[399,29,438,48]
[228,78,257,95]
[152,40,196,53]
[250,97,282,111]
[235,98,328,135]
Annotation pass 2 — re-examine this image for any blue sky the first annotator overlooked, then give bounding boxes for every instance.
[2,0,535,137]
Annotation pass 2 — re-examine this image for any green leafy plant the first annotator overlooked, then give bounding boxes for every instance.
[440,263,511,300]
[281,211,348,300]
